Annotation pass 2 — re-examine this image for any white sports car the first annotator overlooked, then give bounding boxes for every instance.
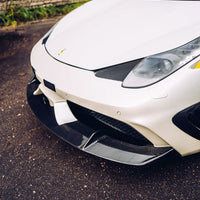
[27,0,200,165]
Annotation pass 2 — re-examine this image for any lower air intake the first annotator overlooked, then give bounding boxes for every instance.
[67,101,151,146]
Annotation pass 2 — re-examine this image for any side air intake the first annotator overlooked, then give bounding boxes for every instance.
[173,102,200,140]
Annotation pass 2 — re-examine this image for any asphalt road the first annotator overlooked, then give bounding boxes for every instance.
[0,18,200,200]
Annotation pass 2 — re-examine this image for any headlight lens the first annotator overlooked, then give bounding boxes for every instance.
[123,37,200,88]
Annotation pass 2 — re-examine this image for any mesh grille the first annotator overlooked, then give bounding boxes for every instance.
[67,101,151,146]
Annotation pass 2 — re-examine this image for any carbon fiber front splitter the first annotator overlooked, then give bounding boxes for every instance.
[27,78,173,166]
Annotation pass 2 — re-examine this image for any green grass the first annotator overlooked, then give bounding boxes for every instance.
[0,1,88,27]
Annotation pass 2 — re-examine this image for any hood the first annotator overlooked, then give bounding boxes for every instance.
[45,0,200,70]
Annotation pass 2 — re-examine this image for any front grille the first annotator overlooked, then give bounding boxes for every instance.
[173,102,200,140]
[67,101,151,146]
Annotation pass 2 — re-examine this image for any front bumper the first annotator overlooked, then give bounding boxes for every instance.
[27,77,173,166]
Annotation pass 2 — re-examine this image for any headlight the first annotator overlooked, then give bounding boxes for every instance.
[123,37,200,88]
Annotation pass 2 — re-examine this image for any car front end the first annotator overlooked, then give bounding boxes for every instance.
[27,0,200,165]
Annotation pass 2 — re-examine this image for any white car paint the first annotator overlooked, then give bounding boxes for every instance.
[46,0,200,69]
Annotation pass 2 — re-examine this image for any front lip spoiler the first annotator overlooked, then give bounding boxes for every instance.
[27,78,173,166]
